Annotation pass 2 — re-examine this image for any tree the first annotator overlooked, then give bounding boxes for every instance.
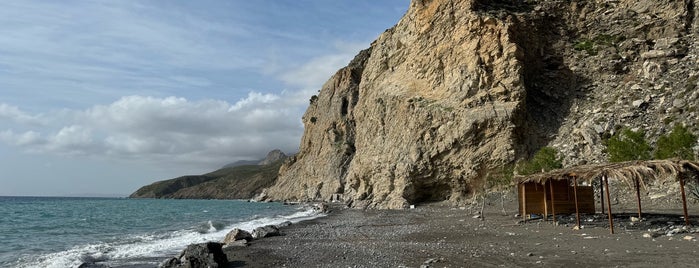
[655,124,697,160]
[605,127,651,162]
[516,147,563,175]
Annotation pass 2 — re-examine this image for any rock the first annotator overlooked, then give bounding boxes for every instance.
[641,50,670,59]
[78,263,110,268]
[223,239,248,248]
[683,235,694,241]
[313,203,329,213]
[277,221,293,228]
[631,100,645,108]
[222,228,253,244]
[160,242,228,268]
[630,216,640,222]
[258,149,288,165]
[252,225,281,239]
[673,99,686,109]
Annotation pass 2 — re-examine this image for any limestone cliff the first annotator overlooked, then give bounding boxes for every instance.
[265,0,699,208]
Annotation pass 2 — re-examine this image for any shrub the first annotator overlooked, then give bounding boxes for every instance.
[654,124,697,160]
[574,40,596,55]
[605,128,651,162]
[517,147,563,175]
[487,164,515,189]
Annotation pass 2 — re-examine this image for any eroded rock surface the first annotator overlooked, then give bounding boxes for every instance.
[265,0,699,208]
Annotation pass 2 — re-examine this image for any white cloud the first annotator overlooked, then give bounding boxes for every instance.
[0,103,43,124]
[0,130,43,147]
[0,93,305,168]
[280,42,368,90]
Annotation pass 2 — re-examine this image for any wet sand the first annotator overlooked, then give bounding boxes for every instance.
[224,197,699,268]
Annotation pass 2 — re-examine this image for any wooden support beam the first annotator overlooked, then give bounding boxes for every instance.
[549,180,556,225]
[573,176,581,229]
[679,174,690,226]
[522,183,527,221]
[599,177,605,213]
[604,176,615,234]
[543,182,549,221]
[635,178,642,219]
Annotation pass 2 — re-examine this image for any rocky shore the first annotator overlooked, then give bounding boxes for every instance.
[152,193,699,268]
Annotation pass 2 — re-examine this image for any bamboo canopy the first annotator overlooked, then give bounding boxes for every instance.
[515,159,699,188]
[515,159,699,233]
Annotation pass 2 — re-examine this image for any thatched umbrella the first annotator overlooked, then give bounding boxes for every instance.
[515,160,699,234]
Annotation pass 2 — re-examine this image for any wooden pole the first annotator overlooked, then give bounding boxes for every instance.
[543,182,549,221]
[604,176,615,234]
[573,176,581,229]
[599,177,605,214]
[549,180,556,225]
[679,174,690,226]
[635,178,642,219]
[522,183,527,221]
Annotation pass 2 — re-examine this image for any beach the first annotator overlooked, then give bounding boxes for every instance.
[224,195,699,267]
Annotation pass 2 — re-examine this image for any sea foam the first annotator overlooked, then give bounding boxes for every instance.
[16,205,323,268]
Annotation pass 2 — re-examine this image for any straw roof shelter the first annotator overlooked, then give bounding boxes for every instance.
[514,159,699,234]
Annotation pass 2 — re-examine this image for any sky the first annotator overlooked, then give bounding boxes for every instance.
[0,0,409,197]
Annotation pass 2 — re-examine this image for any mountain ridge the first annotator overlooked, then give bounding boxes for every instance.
[129,150,287,199]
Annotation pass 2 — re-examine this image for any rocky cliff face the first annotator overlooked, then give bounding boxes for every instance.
[265,0,699,209]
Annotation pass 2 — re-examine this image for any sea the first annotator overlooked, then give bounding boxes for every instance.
[0,196,323,268]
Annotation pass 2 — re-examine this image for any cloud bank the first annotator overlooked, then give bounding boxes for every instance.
[0,92,308,169]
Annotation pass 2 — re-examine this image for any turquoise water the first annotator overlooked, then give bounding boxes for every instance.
[0,196,320,268]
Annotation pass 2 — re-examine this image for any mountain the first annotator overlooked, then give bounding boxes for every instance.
[221,149,288,168]
[130,150,287,199]
[262,0,699,208]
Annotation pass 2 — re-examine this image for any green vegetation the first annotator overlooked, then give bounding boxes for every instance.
[486,164,515,190]
[605,127,652,162]
[654,124,697,160]
[129,161,283,199]
[574,40,596,55]
[573,34,623,56]
[516,147,563,175]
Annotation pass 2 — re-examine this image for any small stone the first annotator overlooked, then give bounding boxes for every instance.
[684,235,695,241]
[630,217,640,222]
[527,252,534,257]
[673,99,686,108]
[643,233,652,238]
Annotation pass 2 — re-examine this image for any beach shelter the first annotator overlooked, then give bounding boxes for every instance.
[515,160,699,234]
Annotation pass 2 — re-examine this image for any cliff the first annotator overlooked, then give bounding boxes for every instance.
[263,0,699,208]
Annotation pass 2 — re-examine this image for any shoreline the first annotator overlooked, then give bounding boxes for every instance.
[220,199,699,267]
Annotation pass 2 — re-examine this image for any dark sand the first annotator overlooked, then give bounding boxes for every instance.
[224,196,699,268]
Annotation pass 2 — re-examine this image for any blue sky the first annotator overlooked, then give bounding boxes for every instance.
[0,0,409,196]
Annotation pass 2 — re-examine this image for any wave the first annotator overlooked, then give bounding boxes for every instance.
[15,205,324,268]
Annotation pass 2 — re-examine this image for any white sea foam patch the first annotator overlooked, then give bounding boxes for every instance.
[17,206,324,268]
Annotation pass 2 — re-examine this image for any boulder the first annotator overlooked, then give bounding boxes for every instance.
[78,263,110,268]
[222,239,248,249]
[313,202,329,213]
[160,242,228,268]
[222,228,253,244]
[251,225,281,239]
